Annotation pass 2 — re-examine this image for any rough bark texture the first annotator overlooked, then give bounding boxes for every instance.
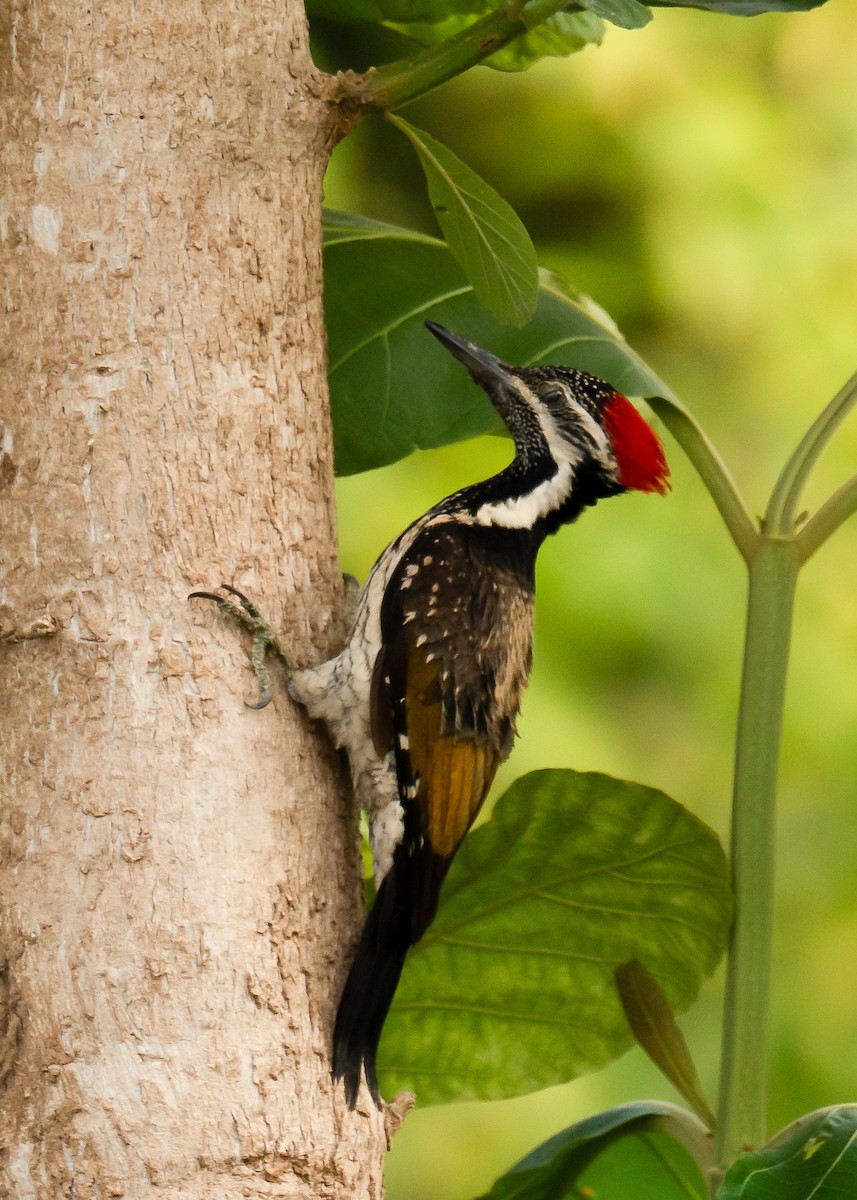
[0,2,386,1195]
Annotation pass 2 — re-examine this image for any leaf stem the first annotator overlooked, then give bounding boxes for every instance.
[338,0,577,113]
[766,369,857,538]
[796,472,857,563]
[645,395,757,563]
[715,535,799,1167]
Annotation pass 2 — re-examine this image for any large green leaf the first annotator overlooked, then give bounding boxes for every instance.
[717,1107,857,1199]
[324,209,670,476]
[477,1101,711,1199]
[377,769,731,1105]
[388,116,539,326]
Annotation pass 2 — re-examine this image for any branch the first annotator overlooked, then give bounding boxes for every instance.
[338,0,578,114]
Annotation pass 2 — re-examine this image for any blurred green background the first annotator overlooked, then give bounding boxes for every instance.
[317,4,857,1196]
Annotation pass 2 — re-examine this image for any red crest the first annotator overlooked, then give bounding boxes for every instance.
[603,394,670,495]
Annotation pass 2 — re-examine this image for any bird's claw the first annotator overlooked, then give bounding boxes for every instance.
[189,583,291,709]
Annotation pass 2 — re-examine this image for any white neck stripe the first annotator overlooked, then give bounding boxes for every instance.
[474,461,576,528]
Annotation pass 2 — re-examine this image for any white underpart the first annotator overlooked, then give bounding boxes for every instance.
[287,519,431,884]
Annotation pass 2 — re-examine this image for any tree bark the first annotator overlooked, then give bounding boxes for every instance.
[0,2,385,1194]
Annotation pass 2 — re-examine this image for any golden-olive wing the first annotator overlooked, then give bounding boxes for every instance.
[370,521,536,942]
[404,640,501,859]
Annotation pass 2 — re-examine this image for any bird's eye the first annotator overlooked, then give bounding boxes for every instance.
[536,384,564,405]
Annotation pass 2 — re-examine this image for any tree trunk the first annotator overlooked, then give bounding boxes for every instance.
[0,2,386,1194]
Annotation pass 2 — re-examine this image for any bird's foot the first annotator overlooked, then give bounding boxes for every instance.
[189,583,291,709]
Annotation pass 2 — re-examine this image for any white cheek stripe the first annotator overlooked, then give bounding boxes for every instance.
[533,379,612,468]
[573,406,613,464]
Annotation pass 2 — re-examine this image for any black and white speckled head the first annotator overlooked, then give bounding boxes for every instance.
[425,322,669,503]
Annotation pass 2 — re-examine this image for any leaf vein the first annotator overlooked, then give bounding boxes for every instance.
[328,285,471,375]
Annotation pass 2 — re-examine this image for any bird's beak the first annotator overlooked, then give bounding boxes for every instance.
[425,322,516,391]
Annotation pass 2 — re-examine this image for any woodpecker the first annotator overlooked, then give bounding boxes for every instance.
[192,322,669,1110]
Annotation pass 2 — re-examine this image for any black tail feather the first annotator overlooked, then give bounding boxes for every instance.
[332,864,411,1108]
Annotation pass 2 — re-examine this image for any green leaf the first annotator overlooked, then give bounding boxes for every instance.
[580,1128,708,1200]
[306,0,825,26]
[477,1101,711,1199]
[387,115,539,326]
[498,7,605,65]
[580,0,653,29]
[377,768,732,1105]
[717,1107,857,1199]
[615,959,716,1131]
[307,0,493,21]
[323,210,671,475]
[385,9,605,71]
[649,0,828,12]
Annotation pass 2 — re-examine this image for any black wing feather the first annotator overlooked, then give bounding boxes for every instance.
[333,521,535,1107]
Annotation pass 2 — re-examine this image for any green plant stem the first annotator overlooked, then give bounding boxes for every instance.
[797,472,857,563]
[715,535,799,1168]
[766,369,857,537]
[341,0,575,113]
[654,377,857,1173]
